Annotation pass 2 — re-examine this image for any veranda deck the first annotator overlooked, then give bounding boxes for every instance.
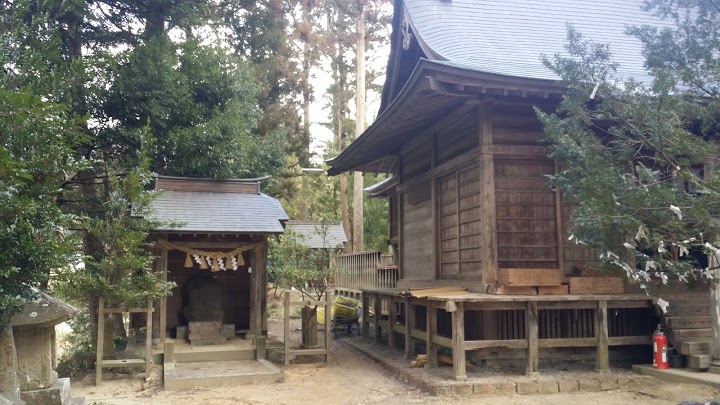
[361,288,656,381]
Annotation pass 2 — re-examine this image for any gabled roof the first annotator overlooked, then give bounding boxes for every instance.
[329,0,674,176]
[286,221,347,249]
[147,176,289,234]
[401,0,670,83]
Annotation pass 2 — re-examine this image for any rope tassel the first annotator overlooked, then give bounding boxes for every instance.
[184,253,193,268]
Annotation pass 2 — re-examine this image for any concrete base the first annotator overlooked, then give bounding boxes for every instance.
[163,360,283,391]
[633,364,720,389]
[0,394,25,405]
[19,378,69,405]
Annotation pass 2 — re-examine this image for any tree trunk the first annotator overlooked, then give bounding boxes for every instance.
[352,2,366,253]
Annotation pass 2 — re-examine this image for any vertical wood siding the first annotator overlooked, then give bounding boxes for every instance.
[495,159,559,268]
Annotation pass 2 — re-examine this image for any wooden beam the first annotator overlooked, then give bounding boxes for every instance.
[145,298,153,376]
[498,268,562,287]
[465,339,527,350]
[388,298,397,350]
[427,300,438,368]
[596,300,610,371]
[554,161,565,275]
[373,295,382,344]
[363,293,371,338]
[451,301,467,381]
[95,298,105,386]
[404,299,414,358]
[526,301,539,375]
[284,292,290,366]
[159,245,168,348]
[479,103,498,292]
[324,291,331,363]
[539,338,596,348]
[482,145,549,156]
[164,241,248,249]
[568,277,624,294]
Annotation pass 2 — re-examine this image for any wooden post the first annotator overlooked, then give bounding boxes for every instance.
[451,301,466,381]
[426,300,438,368]
[373,294,382,344]
[388,298,397,350]
[526,301,539,375]
[404,298,414,358]
[479,103,498,292]
[284,291,291,366]
[145,299,153,377]
[325,290,332,363]
[95,298,105,386]
[595,300,609,371]
[554,161,565,274]
[159,244,168,348]
[362,293,370,338]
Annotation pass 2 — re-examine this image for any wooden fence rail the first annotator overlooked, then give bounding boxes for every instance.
[334,251,398,290]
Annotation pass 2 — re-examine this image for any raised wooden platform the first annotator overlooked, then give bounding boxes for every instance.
[361,288,655,381]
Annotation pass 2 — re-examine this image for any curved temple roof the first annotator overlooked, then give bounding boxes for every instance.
[327,0,673,176]
[404,0,671,82]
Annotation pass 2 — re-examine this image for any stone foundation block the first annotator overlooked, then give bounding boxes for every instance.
[558,379,579,393]
[600,378,619,391]
[451,384,473,396]
[175,326,187,341]
[221,324,235,339]
[495,382,516,395]
[516,381,538,395]
[578,378,601,391]
[473,383,496,395]
[431,385,452,396]
[537,380,559,394]
[20,377,69,405]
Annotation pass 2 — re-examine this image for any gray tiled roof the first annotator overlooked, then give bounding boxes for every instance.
[148,190,288,233]
[405,0,673,82]
[286,221,347,249]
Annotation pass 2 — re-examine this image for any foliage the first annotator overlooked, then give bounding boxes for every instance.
[56,309,95,378]
[268,227,343,301]
[0,87,84,330]
[538,0,720,290]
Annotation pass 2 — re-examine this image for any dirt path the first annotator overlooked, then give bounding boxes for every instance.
[73,318,719,405]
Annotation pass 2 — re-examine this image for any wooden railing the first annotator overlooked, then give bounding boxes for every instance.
[333,251,399,290]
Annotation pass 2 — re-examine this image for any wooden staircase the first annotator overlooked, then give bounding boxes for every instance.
[661,293,713,370]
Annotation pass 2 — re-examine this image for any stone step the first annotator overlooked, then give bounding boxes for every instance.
[687,354,713,369]
[670,328,713,342]
[174,347,256,363]
[164,359,283,391]
[678,341,712,356]
[664,316,711,330]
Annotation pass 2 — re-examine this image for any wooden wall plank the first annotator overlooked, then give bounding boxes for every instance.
[480,103,498,292]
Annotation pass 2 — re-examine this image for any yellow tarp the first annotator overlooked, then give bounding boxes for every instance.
[317,296,360,324]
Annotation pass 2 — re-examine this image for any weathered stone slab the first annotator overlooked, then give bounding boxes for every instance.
[19,378,70,405]
[558,379,579,392]
[537,380,559,394]
[516,381,538,395]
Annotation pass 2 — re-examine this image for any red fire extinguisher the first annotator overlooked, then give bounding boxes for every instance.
[653,324,669,369]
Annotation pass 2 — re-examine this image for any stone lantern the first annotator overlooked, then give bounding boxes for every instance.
[7,291,79,405]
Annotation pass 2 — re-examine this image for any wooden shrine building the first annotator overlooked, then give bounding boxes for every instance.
[326,0,684,379]
[145,176,288,360]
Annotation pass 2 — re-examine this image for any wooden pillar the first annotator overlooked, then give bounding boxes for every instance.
[324,290,332,363]
[159,243,168,348]
[362,292,370,338]
[404,298,414,358]
[554,161,565,274]
[145,299,153,376]
[373,294,382,344]
[595,300,609,371]
[283,291,291,366]
[95,298,105,386]
[388,298,397,350]
[451,301,466,381]
[426,300,438,368]
[479,103,498,292]
[526,301,539,375]
[250,245,266,358]
[261,242,269,335]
